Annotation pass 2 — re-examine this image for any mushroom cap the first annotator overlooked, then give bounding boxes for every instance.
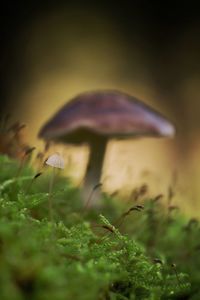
[39,90,175,144]
[46,153,65,169]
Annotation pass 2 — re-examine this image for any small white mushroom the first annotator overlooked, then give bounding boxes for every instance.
[45,153,65,222]
[46,153,65,169]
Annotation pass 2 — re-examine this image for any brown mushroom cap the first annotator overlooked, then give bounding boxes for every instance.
[38,90,175,143]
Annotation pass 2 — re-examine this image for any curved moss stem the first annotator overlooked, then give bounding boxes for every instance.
[83,137,107,207]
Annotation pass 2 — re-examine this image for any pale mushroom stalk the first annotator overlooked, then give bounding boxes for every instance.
[83,136,107,205]
[48,167,55,222]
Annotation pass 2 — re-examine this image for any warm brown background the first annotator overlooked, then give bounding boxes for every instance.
[1,2,200,216]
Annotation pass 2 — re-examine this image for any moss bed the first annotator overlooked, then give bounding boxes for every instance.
[0,155,199,299]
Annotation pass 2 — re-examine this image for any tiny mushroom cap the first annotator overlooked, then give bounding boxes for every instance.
[46,153,65,169]
[39,90,175,203]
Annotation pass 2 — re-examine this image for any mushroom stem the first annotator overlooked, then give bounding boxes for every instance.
[83,136,107,206]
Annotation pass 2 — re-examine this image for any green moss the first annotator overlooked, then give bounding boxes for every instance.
[0,155,198,299]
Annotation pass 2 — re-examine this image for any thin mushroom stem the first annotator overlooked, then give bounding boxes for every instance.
[83,136,107,207]
[48,167,56,222]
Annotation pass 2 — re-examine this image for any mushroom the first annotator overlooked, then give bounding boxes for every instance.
[45,153,65,221]
[45,153,65,170]
[38,90,175,204]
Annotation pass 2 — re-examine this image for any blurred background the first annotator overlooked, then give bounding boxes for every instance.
[0,1,200,215]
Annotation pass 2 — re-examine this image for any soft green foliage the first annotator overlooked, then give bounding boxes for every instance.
[0,154,198,299]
